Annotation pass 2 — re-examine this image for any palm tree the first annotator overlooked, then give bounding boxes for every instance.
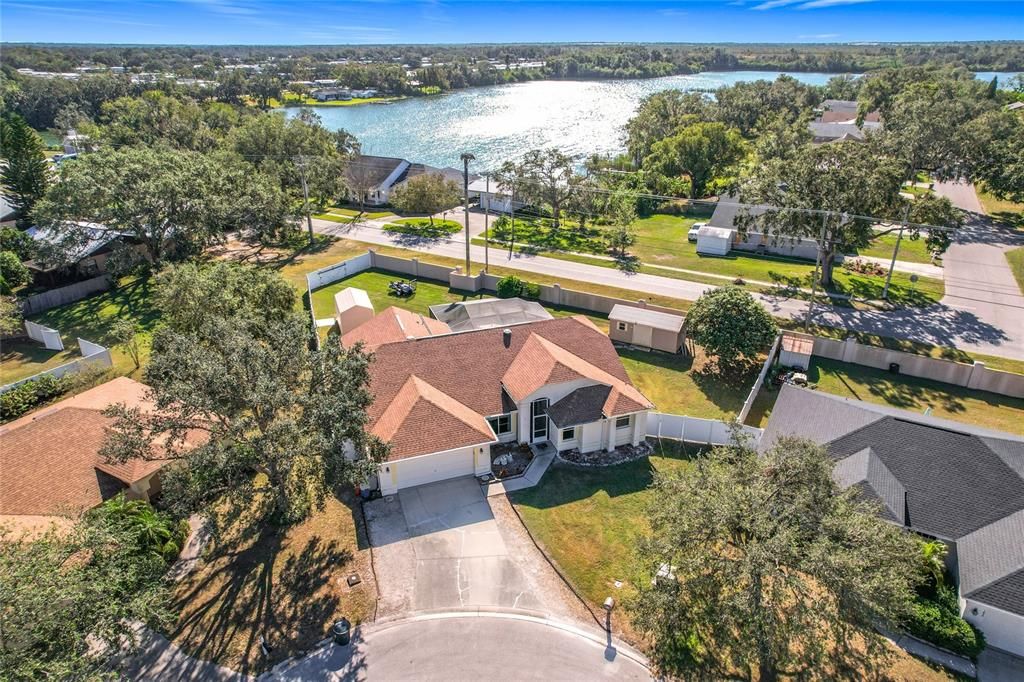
[918,539,948,592]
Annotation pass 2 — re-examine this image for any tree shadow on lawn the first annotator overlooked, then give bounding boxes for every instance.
[169,500,360,674]
[807,361,968,415]
[689,356,762,415]
[33,278,159,346]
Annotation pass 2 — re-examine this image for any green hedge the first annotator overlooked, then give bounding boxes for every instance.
[0,374,70,422]
[495,274,541,300]
[905,585,986,659]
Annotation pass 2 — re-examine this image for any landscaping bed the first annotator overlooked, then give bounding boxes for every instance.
[384,218,462,239]
[558,439,653,467]
[491,442,533,479]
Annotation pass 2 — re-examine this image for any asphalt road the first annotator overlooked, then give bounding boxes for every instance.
[268,614,651,681]
[313,207,1024,361]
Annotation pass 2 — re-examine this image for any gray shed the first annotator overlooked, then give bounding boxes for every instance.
[608,304,686,353]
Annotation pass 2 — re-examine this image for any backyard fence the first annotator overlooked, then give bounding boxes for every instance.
[811,335,1024,399]
[736,333,781,425]
[303,249,691,348]
[0,338,112,394]
[647,412,763,446]
[19,275,112,316]
[24,321,64,351]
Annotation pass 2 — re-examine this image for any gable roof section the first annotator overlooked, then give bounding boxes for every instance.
[832,447,906,525]
[344,156,407,190]
[366,317,651,459]
[372,376,495,459]
[341,306,450,351]
[957,509,1024,616]
[0,378,167,518]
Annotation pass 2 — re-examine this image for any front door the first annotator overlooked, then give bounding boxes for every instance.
[531,398,549,443]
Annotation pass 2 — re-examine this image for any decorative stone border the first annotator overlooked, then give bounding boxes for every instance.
[556,439,654,467]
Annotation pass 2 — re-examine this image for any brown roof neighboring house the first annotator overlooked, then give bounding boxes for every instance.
[341,306,451,351]
[0,377,170,524]
[366,316,652,460]
[820,110,881,124]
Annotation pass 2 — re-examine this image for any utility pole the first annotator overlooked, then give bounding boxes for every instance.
[484,173,490,272]
[805,212,830,333]
[460,153,476,275]
[508,186,517,259]
[295,155,314,246]
[882,203,912,301]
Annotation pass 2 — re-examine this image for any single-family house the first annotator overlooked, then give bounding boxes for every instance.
[809,99,883,143]
[311,87,352,101]
[608,304,686,353]
[1006,101,1024,112]
[428,297,552,333]
[761,385,1024,657]
[706,195,826,261]
[25,222,147,285]
[362,316,653,494]
[468,177,529,214]
[0,378,180,535]
[344,156,411,206]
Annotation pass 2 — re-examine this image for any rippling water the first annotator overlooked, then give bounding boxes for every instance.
[284,70,1019,170]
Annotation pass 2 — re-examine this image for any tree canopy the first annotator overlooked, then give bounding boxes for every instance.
[643,121,746,199]
[685,286,777,366]
[389,172,462,225]
[498,148,576,227]
[630,436,922,680]
[100,262,388,528]
[0,112,49,225]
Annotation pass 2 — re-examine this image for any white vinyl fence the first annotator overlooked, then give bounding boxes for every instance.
[0,338,112,394]
[24,320,64,351]
[737,333,781,424]
[647,412,763,447]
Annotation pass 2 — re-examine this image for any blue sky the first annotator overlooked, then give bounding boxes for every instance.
[1,1,1022,45]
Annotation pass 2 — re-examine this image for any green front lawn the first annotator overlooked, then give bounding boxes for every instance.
[855,233,939,265]
[510,440,701,611]
[1006,247,1024,295]
[384,218,462,238]
[976,183,1024,231]
[757,357,1024,435]
[326,206,396,220]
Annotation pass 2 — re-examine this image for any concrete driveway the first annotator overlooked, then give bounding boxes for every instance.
[364,477,575,619]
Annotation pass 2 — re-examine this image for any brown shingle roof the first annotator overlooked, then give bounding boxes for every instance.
[341,306,450,351]
[0,378,166,518]
[367,317,652,459]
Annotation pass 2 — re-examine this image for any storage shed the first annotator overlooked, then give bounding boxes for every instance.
[695,225,735,256]
[608,304,686,354]
[779,332,815,371]
[334,287,374,333]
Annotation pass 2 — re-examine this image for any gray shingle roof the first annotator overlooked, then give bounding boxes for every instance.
[546,384,612,428]
[957,509,1024,615]
[965,569,1024,617]
[833,447,906,525]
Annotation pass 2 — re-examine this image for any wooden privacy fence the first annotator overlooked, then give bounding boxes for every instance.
[19,276,112,316]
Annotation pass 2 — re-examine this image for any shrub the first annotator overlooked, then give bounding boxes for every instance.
[0,374,68,422]
[0,251,30,294]
[89,494,190,563]
[905,585,986,659]
[496,274,524,298]
[686,286,778,365]
[523,282,541,299]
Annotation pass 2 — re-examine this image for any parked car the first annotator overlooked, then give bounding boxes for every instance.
[687,222,708,241]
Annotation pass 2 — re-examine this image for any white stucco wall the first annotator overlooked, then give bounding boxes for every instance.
[962,599,1024,657]
[378,442,491,495]
[517,378,598,444]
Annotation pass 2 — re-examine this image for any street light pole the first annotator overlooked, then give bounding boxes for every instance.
[805,212,830,333]
[461,153,476,275]
[484,173,490,272]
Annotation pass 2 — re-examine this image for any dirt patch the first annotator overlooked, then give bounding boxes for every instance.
[208,238,291,264]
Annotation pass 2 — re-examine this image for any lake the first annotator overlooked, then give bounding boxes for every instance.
[284,70,1021,170]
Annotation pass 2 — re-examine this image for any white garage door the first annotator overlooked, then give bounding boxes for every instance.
[394,447,476,490]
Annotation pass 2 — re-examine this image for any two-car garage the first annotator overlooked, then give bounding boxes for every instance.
[378,444,492,495]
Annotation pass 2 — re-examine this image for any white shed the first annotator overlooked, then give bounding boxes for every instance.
[779,332,814,371]
[334,287,374,333]
[696,226,735,256]
[608,304,686,353]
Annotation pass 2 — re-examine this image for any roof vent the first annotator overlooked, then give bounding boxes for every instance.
[502,328,512,348]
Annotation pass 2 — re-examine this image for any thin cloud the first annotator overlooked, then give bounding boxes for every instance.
[752,0,801,10]
[658,9,688,17]
[798,0,875,8]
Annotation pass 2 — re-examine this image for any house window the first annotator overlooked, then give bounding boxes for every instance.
[561,427,576,441]
[615,416,631,430]
[617,321,627,331]
[487,414,512,435]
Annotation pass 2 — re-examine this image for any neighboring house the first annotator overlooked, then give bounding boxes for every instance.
[311,87,352,101]
[1006,101,1024,112]
[0,195,16,223]
[608,304,686,354]
[809,99,882,143]
[342,305,450,351]
[705,195,825,261]
[363,316,654,494]
[344,156,411,206]
[0,378,174,536]
[62,128,94,155]
[468,177,529,214]
[428,297,552,333]
[761,385,1024,657]
[25,222,146,285]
